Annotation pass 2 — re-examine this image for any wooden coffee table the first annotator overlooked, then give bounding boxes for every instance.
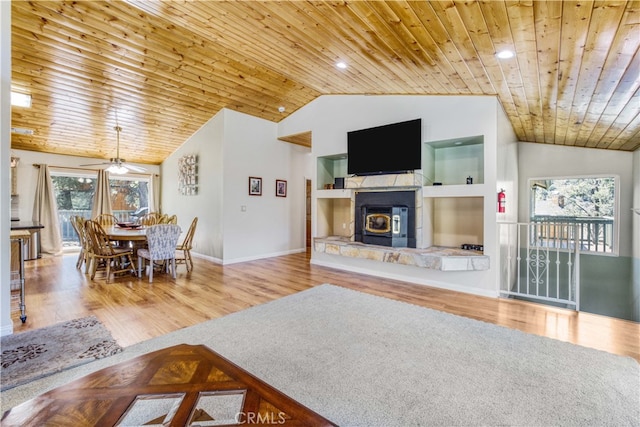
[1,344,336,426]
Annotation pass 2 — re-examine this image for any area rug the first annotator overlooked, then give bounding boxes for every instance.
[0,316,122,391]
[2,285,639,426]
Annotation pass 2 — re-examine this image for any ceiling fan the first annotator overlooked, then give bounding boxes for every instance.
[81,119,146,174]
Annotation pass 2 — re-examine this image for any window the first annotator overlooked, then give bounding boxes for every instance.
[52,170,151,247]
[109,175,150,219]
[529,176,618,255]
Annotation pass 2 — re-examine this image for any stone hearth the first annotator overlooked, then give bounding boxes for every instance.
[314,236,489,272]
[316,172,488,271]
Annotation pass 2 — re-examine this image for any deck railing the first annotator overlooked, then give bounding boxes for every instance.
[58,209,132,245]
[530,215,614,254]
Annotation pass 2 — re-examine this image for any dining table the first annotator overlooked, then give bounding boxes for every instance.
[104,225,148,243]
[104,225,149,266]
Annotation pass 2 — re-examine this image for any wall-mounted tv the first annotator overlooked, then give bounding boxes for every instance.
[347,118,422,176]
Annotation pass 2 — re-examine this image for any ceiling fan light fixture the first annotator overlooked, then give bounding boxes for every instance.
[106,164,129,175]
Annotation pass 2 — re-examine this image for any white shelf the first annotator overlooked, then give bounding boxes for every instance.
[316,189,352,199]
[422,183,486,198]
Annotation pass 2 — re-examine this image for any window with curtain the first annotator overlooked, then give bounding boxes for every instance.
[51,170,151,247]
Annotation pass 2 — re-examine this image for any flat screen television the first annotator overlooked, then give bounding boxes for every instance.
[347,118,422,176]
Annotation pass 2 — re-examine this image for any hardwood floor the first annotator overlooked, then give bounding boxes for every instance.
[8,251,640,362]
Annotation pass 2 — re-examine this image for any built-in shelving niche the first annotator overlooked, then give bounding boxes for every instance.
[425,197,484,249]
[421,135,485,250]
[317,153,347,190]
[422,135,484,186]
[316,198,351,239]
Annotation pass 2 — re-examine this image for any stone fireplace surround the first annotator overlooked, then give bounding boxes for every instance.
[313,172,489,272]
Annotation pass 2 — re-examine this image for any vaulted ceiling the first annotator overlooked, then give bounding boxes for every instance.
[10,1,640,166]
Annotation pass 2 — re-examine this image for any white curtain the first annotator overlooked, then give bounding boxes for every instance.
[91,169,113,218]
[149,174,160,213]
[32,164,62,255]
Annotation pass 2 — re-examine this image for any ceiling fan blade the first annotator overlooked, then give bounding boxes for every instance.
[79,162,112,167]
[122,163,147,173]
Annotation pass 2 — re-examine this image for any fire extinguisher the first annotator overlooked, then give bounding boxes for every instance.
[497,189,506,213]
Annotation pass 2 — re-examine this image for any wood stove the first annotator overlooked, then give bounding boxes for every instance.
[362,206,409,247]
[355,191,416,248]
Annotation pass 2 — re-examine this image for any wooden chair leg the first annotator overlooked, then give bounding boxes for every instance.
[106,260,112,284]
[76,249,84,269]
[127,254,135,276]
[90,256,98,280]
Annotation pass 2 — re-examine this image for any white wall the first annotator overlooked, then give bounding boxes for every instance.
[161,109,309,263]
[222,110,308,261]
[496,102,519,223]
[161,112,224,260]
[1,1,12,336]
[280,95,501,158]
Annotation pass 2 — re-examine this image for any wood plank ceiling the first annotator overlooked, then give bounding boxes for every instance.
[10,1,640,166]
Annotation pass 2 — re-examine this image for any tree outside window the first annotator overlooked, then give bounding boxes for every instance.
[530,176,617,254]
[531,177,615,218]
[52,171,150,247]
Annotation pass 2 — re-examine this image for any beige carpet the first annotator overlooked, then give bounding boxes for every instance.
[0,316,122,391]
[2,285,638,426]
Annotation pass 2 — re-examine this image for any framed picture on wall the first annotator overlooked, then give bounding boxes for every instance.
[276,179,287,197]
[249,177,262,196]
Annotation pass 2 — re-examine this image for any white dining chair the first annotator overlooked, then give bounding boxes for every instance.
[137,224,182,283]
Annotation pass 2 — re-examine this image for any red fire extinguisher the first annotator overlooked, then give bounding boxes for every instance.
[497,189,506,213]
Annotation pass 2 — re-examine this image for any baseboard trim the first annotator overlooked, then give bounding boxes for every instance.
[0,322,14,337]
[190,248,307,265]
[221,248,306,265]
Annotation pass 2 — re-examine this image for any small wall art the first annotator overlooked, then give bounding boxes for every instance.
[249,176,262,196]
[178,155,198,195]
[276,179,287,197]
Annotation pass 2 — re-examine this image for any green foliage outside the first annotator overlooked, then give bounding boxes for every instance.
[110,178,149,211]
[532,177,615,218]
[52,175,149,212]
[52,176,95,210]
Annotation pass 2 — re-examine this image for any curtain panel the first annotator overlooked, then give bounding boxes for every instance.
[91,170,113,218]
[149,173,160,213]
[32,164,62,255]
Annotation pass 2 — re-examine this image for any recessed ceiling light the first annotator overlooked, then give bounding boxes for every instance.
[496,50,515,59]
[335,61,348,69]
[278,106,285,113]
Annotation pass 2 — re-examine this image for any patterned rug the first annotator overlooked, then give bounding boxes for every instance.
[1,316,122,391]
